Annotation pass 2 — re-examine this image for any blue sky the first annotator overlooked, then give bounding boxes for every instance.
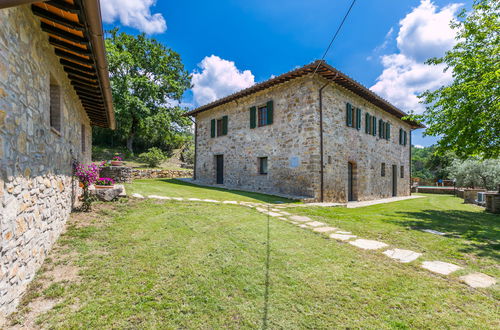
[101,0,472,147]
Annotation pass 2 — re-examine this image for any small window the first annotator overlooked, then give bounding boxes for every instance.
[216,119,223,137]
[259,157,268,175]
[258,106,268,127]
[50,79,61,133]
[400,165,404,178]
[381,163,386,177]
[81,124,86,153]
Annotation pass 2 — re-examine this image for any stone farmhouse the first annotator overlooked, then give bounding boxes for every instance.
[0,0,114,318]
[186,61,423,202]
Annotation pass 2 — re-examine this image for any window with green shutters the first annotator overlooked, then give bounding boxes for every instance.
[346,103,353,127]
[266,100,273,125]
[379,119,384,138]
[385,122,391,140]
[372,116,377,136]
[356,108,361,130]
[249,106,256,129]
[365,113,371,134]
[222,115,228,135]
[250,101,273,128]
[210,119,216,138]
[403,131,407,146]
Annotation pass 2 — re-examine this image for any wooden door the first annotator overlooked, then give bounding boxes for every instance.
[348,162,354,201]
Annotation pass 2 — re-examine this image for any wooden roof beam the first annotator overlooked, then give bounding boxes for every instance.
[41,22,88,45]
[55,48,93,65]
[64,67,97,80]
[31,5,84,31]
[49,37,90,56]
[45,0,80,13]
[67,74,97,85]
[60,59,94,74]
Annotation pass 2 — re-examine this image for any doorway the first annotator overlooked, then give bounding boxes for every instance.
[216,155,224,184]
[392,164,397,197]
[347,162,356,201]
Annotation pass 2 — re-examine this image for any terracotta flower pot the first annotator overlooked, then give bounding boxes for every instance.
[95,185,114,189]
[111,161,123,166]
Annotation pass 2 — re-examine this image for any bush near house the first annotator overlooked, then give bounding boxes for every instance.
[138,147,167,168]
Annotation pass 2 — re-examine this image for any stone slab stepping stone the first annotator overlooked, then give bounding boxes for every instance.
[383,249,422,263]
[349,239,389,250]
[188,198,202,201]
[289,215,312,222]
[313,227,337,233]
[278,217,288,221]
[171,197,184,201]
[148,195,171,200]
[305,221,326,227]
[330,233,357,241]
[280,211,292,216]
[421,261,462,275]
[335,230,352,234]
[131,193,144,199]
[256,207,268,213]
[222,201,238,204]
[421,229,446,236]
[203,199,220,203]
[299,224,309,228]
[267,212,282,217]
[459,273,496,288]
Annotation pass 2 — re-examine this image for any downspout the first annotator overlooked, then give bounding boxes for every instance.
[409,130,412,195]
[189,116,197,180]
[318,82,329,202]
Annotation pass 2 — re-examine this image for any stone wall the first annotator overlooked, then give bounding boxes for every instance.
[131,168,193,180]
[100,166,132,183]
[0,5,91,318]
[194,74,412,202]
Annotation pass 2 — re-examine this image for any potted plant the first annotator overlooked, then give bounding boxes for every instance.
[74,162,101,211]
[111,155,123,166]
[94,177,115,189]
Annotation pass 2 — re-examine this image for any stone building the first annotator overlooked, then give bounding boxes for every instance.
[187,61,423,202]
[0,0,114,318]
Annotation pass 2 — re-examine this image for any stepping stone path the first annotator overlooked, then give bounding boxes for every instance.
[312,227,337,233]
[305,221,326,227]
[383,249,422,263]
[330,233,357,241]
[459,273,496,288]
[421,261,462,275]
[128,193,496,289]
[349,239,388,250]
[289,215,311,222]
[421,229,446,236]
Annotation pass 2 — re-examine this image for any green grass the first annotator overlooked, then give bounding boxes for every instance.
[16,188,499,328]
[126,178,299,204]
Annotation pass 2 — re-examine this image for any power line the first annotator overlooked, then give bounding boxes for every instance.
[313,0,357,74]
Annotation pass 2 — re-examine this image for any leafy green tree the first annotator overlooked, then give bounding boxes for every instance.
[416,0,499,158]
[411,145,455,180]
[447,158,500,189]
[95,29,192,153]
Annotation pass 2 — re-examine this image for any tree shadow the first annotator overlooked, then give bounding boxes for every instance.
[157,179,299,204]
[390,209,500,260]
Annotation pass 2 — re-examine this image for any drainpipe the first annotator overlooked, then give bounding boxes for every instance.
[189,117,197,180]
[409,130,412,195]
[318,82,329,202]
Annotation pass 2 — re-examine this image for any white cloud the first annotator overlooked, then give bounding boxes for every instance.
[370,0,462,114]
[191,55,255,106]
[100,0,166,34]
[414,144,425,149]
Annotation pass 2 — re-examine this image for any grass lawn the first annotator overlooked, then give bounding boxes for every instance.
[126,178,299,204]
[10,183,499,328]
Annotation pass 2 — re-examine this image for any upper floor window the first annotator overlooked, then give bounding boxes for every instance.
[50,77,61,133]
[378,119,391,141]
[210,116,228,138]
[346,103,361,130]
[399,129,408,146]
[259,157,268,175]
[250,100,274,128]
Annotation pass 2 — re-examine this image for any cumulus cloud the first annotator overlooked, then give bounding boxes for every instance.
[100,0,166,34]
[191,55,255,106]
[370,0,462,114]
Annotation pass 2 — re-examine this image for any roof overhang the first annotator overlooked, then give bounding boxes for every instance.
[0,0,115,129]
[185,60,425,129]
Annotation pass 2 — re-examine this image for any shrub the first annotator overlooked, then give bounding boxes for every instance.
[181,144,195,165]
[138,147,166,167]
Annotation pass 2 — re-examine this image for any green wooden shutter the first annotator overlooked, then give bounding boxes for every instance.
[346,103,352,127]
[372,116,377,136]
[399,128,403,144]
[356,108,361,130]
[250,106,256,129]
[210,119,216,138]
[386,123,391,140]
[266,100,274,125]
[222,115,228,135]
[403,131,407,146]
[365,113,370,134]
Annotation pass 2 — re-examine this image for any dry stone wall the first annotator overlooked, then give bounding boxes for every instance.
[131,168,193,180]
[194,74,412,202]
[0,5,91,318]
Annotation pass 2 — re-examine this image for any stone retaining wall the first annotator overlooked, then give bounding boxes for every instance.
[99,166,132,183]
[131,169,193,180]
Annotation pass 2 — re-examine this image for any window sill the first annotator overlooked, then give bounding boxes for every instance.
[51,127,61,137]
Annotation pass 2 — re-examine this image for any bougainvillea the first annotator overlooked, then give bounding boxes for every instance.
[73,162,102,211]
[112,156,123,161]
[95,177,115,186]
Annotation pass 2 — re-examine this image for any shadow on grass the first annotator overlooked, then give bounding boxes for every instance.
[391,209,500,260]
[158,178,299,204]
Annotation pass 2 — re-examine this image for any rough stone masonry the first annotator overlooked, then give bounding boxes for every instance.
[0,5,91,318]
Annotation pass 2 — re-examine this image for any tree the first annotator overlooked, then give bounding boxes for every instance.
[97,29,192,153]
[411,145,456,180]
[447,158,500,189]
[416,0,500,159]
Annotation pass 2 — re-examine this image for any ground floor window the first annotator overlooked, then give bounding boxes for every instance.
[381,163,386,177]
[259,157,268,175]
[400,165,404,178]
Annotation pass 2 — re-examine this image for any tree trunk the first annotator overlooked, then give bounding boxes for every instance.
[126,116,138,154]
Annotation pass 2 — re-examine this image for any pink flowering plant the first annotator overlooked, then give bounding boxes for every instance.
[95,177,115,186]
[73,162,101,211]
[112,156,122,161]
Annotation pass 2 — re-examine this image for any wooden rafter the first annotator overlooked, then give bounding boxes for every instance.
[41,22,88,45]
[32,5,84,31]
